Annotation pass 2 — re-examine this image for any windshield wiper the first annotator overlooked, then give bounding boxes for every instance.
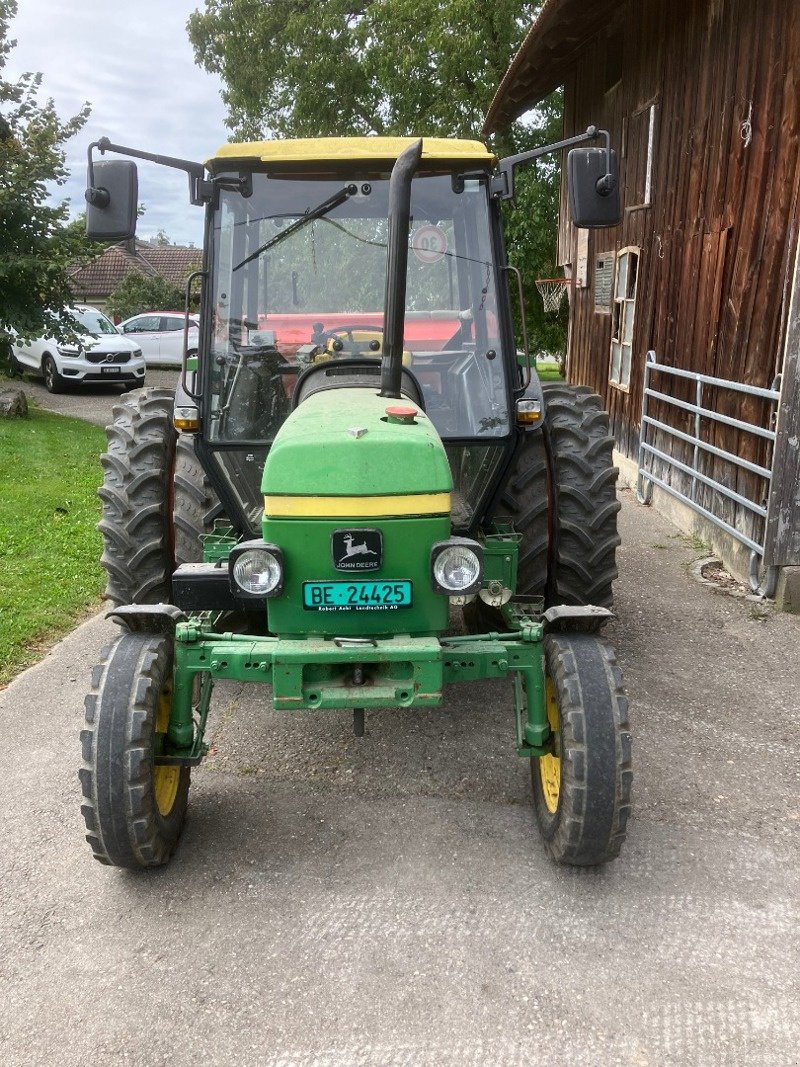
[232,185,355,273]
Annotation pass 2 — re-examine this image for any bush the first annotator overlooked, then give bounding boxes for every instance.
[105,270,199,321]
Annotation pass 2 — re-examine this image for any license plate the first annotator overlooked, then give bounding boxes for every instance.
[302,580,412,611]
[100,366,121,374]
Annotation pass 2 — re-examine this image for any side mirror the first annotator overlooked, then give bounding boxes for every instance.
[567,148,621,228]
[85,160,138,240]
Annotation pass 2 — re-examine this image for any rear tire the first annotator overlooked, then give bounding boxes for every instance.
[173,433,221,566]
[466,385,620,633]
[543,384,621,609]
[98,388,220,605]
[79,631,189,869]
[532,633,632,865]
[463,429,549,632]
[42,353,66,393]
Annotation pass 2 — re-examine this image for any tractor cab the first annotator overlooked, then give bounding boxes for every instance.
[197,138,514,536]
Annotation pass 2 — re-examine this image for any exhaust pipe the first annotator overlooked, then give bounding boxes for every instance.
[380,139,423,399]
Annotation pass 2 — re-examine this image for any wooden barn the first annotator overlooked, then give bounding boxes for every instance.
[484,0,800,607]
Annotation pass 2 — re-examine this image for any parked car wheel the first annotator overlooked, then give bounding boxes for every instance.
[42,353,66,394]
[8,347,25,377]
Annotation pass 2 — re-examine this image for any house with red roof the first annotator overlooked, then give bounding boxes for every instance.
[69,240,201,312]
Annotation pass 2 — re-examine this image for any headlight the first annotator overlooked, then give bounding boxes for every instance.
[430,538,483,595]
[229,541,284,598]
[131,347,143,358]
[57,345,80,357]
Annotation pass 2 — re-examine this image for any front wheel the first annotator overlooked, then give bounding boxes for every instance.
[42,353,66,393]
[79,631,189,868]
[8,347,25,377]
[532,633,632,865]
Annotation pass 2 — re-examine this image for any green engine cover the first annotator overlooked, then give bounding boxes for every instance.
[262,387,453,500]
[261,386,454,636]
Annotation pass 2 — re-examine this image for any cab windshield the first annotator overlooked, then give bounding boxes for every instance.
[206,171,510,445]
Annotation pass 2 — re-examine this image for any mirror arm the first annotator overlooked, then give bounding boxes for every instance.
[86,137,212,206]
[493,125,615,201]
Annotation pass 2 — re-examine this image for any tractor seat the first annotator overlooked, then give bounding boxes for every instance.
[292,358,426,410]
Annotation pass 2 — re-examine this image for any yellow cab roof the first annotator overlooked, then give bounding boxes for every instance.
[208,136,497,172]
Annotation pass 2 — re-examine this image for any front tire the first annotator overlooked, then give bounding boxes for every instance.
[79,631,189,869]
[532,633,632,865]
[42,353,66,393]
[8,347,25,377]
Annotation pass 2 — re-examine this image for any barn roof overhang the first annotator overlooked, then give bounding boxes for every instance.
[483,0,620,135]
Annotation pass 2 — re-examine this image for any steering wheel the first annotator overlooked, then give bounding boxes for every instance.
[313,323,384,356]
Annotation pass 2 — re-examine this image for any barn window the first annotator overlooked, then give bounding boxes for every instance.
[610,247,639,390]
[625,103,658,209]
[605,29,624,93]
[594,251,615,313]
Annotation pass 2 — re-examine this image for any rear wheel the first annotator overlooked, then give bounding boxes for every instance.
[531,633,632,865]
[466,385,620,633]
[42,353,66,393]
[463,429,549,632]
[79,631,189,869]
[543,384,620,609]
[173,433,221,565]
[98,388,220,605]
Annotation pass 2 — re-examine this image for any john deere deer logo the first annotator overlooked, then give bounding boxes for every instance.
[332,529,382,571]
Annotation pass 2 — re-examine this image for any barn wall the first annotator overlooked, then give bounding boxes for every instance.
[558,0,800,552]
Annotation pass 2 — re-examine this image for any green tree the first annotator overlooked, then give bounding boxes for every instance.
[188,1,565,353]
[0,0,91,365]
[105,270,200,322]
[503,90,569,357]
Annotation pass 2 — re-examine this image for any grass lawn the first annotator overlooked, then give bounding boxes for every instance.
[535,361,564,382]
[0,405,106,685]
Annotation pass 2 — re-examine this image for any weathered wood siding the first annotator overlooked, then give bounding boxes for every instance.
[558,0,800,555]
[764,239,800,567]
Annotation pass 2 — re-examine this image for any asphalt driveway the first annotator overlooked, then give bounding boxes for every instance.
[0,491,797,1066]
[10,367,181,427]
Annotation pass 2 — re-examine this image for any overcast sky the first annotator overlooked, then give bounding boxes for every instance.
[6,0,230,246]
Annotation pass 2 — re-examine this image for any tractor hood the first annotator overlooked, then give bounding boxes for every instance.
[262,388,452,518]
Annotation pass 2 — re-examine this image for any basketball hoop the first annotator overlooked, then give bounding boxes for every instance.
[535,277,569,314]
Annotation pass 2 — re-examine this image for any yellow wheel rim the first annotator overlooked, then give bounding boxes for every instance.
[538,677,561,814]
[153,681,180,817]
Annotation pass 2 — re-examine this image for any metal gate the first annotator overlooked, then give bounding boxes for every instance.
[636,351,782,595]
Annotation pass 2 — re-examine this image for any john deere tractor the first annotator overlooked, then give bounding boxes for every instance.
[79,131,631,870]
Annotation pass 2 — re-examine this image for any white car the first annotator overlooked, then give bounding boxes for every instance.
[11,305,146,394]
[118,311,200,367]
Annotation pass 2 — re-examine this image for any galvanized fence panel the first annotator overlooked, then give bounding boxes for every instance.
[636,352,782,595]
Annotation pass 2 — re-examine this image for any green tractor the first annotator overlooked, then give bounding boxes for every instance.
[79,131,631,870]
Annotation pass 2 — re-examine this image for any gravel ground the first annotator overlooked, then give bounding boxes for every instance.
[0,491,797,1066]
[10,367,181,427]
